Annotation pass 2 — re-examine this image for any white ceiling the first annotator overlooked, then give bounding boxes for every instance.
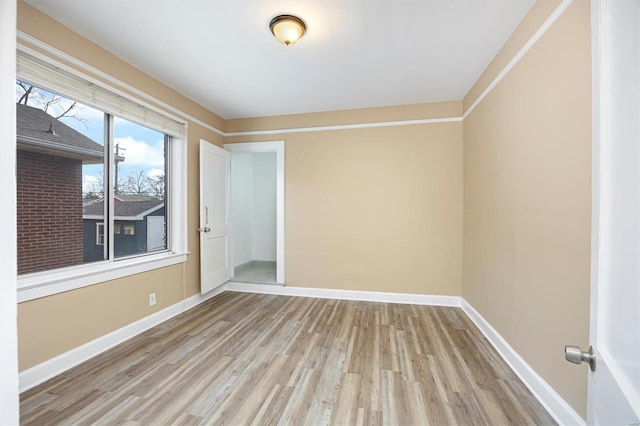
[25,0,535,120]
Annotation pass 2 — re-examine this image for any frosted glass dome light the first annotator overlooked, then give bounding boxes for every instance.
[270,15,306,46]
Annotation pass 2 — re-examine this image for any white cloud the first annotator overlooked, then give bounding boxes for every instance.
[82,174,101,193]
[71,102,104,121]
[115,136,165,167]
[147,168,165,178]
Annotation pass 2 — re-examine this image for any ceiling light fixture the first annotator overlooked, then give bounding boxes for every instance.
[270,15,306,46]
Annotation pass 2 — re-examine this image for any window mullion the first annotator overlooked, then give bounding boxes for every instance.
[105,114,115,262]
[164,135,171,252]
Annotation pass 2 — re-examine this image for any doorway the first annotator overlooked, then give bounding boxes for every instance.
[224,141,285,285]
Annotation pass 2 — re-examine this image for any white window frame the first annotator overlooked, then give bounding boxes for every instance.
[96,223,105,245]
[16,47,189,304]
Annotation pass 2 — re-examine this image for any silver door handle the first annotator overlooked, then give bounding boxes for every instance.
[198,227,211,233]
[564,345,596,371]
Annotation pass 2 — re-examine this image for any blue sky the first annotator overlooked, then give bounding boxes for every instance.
[20,87,166,195]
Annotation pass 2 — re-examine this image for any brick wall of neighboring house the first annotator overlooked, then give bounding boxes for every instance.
[17,150,83,274]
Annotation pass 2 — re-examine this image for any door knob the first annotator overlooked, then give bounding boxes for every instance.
[564,345,596,371]
[198,227,211,233]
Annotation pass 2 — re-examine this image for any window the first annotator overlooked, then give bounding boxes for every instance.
[16,49,188,302]
[96,223,105,245]
[16,81,168,272]
[123,224,136,236]
[112,118,166,258]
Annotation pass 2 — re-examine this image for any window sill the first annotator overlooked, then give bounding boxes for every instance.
[17,251,189,303]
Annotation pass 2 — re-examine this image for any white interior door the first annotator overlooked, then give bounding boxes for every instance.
[587,1,640,423]
[199,139,231,294]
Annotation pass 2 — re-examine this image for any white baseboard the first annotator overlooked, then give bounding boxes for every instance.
[225,281,461,307]
[19,285,225,393]
[461,299,585,426]
[184,284,227,310]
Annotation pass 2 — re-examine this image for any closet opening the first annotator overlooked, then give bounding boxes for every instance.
[225,141,285,285]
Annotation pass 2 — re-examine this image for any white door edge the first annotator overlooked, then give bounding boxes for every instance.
[588,0,640,423]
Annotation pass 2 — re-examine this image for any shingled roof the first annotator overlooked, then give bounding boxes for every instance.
[16,103,105,163]
[83,195,164,220]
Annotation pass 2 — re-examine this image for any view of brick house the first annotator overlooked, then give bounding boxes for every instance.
[16,103,104,275]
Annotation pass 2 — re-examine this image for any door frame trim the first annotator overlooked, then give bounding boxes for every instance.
[224,141,285,284]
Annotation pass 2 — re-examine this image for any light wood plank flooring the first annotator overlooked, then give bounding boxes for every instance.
[20,292,556,425]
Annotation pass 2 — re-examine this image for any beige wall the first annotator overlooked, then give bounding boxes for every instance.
[462,0,591,417]
[16,1,223,370]
[226,121,464,295]
[463,0,563,110]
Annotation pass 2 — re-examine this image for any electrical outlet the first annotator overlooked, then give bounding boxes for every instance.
[149,292,156,306]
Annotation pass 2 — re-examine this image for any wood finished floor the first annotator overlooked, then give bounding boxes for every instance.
[20,292,556,425]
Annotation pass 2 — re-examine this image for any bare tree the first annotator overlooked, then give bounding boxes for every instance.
[122,167,151,195]
[83,172,105,199]
[147,173,165,198]
[82,171,126,199]
[16,81,34,105]
[83,169,166,199]
[82,190,102,201]
[16,80,88,125]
